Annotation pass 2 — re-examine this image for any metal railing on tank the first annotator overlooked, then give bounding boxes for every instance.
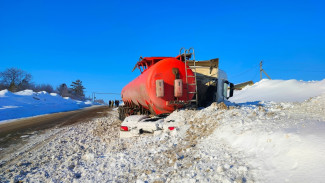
[179,48,198,107]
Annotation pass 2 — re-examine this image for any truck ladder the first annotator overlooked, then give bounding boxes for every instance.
[180,48,198,107]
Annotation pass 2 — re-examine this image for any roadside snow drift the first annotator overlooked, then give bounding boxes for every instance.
[230,79,325,103]
[0,89,92,122]
[214,94,325,183]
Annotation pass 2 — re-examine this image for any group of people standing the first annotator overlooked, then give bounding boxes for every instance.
[108,100,120,108]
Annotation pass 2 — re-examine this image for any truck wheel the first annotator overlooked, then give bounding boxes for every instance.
[118,106,126,121]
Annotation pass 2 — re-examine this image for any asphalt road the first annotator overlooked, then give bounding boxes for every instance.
[0,106,111,150]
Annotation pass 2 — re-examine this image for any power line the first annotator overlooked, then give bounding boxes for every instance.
[230,63,260,79]
[92,92,121,102]
[267,69,325,73]
[93,92,120,95]
[252,69,259,81]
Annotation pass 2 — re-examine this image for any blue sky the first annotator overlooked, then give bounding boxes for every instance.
[0,0,324,101]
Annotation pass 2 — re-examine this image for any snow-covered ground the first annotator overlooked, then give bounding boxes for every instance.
[230,79,325,103]
[0,89,92,122]
[0,79,325,183]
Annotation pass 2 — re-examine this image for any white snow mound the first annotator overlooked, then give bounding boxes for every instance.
[0,89,92,122]
[214,93,325,183]
[230,79,325,103]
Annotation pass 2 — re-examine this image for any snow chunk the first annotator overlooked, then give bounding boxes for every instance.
[82,153,95,161]
[84,100,92,105]
[50,93,58,96]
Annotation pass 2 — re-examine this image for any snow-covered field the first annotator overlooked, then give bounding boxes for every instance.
[1,79,325,183]
[0,89,92,122]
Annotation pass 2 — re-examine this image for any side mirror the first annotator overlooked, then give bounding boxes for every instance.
[228,83,234,98]
[223,81,234,99]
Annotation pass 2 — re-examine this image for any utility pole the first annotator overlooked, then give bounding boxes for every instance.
[260,60,271,81]
[260,61,263,80]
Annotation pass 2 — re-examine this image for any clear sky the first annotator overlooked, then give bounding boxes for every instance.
[0,0,324,101]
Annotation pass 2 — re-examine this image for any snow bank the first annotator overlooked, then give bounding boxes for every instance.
[213,93,325,183]
[0,89,92,122]
[15,89,34,96]
[0,90,8,97]
[230,79,325,103]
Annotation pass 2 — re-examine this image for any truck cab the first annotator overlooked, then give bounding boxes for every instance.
[188,58,234,107]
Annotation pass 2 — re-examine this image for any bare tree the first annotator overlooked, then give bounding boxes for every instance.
[42,84,54,93]
[18,78,32,91]
[0,83,6,90]
[32,84,54,93]
[0,68,32,92]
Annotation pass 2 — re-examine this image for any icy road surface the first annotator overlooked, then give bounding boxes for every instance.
[1,93,325,182]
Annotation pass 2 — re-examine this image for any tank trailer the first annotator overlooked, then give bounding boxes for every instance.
[119,48,234,137]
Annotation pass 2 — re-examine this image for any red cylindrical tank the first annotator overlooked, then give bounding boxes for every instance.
[121,57,195,115]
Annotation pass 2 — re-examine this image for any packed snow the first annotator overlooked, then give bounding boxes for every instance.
[0,89,92,122]
[230,79,325,103]
[1,79,325,183]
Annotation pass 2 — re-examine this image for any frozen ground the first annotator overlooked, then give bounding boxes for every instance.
[0,89,92,122]
[0,79,325,182]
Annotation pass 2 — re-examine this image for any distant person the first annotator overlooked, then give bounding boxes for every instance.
[117,100,120,107]
[109,100,111,107]
[111,100,114,107]
[115,100,118,107]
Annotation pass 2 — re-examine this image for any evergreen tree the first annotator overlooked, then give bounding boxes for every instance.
[70,80,85,100]
[57,83,70,97]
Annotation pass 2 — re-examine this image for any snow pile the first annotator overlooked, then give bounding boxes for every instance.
[230,79,325,103]
[0,89,92,122]
[211,94,325,183]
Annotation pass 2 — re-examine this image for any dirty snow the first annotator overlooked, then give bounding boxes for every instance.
[1,79,325,183]
[0,89,92,122]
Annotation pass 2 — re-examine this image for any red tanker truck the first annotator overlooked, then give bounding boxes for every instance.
[118,48,234,120]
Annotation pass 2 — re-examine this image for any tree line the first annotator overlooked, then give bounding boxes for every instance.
[0,68,87,100]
